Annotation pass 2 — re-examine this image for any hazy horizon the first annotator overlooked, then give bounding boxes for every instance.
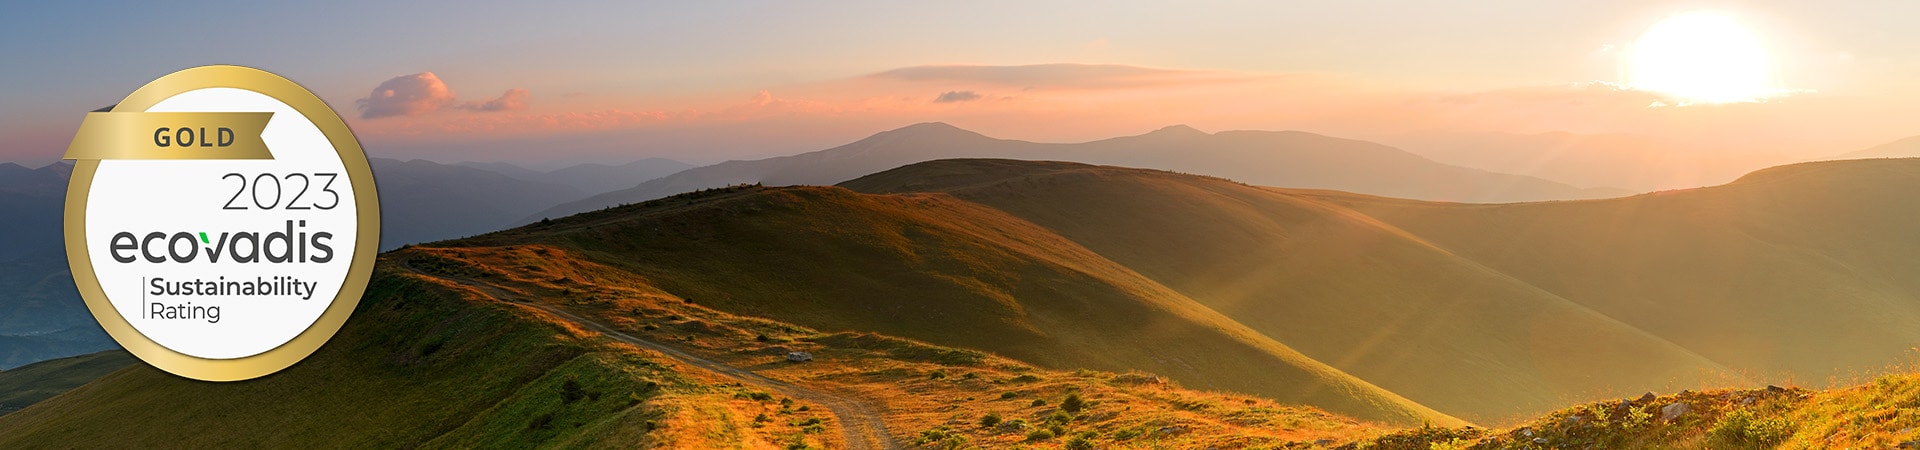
[7,2,1920,170]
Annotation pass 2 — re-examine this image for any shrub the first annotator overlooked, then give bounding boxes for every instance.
[1710,409,1793,448]
[1061,393,1086,413]
[560,379,586,403]
[980,412,1003,428]
[1031,398,1047,407]
[915,426,968,449]
[929,370,947,380]
[1065,435,1096,450]
[1025,428,1056,442]
[1000,391,1019,400]
[1011,374,1042,383]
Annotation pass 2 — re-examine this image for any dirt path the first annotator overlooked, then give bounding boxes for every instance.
[398,262,899,450]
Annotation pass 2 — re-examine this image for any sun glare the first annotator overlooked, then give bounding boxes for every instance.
[1629,12,1778,104]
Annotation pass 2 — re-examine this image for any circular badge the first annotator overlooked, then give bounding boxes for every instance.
[63,65,379,381]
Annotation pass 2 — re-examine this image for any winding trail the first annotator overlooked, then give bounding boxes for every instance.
[398,262,899,450]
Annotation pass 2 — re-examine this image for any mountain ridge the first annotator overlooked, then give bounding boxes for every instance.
[528,123,1621,222]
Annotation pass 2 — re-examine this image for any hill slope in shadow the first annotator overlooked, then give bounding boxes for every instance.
[843,159,1729,424]
[474,184,1456,426]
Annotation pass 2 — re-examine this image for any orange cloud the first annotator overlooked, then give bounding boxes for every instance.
[357,72,532,119]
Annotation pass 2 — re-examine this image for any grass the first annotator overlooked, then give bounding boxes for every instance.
[458,183,1454,426]
[389,245,1399,448]
[0,350,133,416]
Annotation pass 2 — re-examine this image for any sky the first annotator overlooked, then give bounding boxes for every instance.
[5,1,1920,168]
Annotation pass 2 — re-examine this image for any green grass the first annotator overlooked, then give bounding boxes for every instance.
[0,266,692,448]
[0,350,133,416]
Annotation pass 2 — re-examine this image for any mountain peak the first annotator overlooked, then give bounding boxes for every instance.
[1145,124,1209,137]
[862,122,995,143]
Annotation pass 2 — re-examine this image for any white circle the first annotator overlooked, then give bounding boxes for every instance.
[85,87,358,360]
[1629,12,1776,103]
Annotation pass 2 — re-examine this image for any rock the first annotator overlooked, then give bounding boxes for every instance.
[1521,428,1534,437]
[1565,415,1586,426]
[1899,441,1920,449]
[1740,396,1755,405]
[1313,439,1336,446]
[1636,392,1657,403]
[1660,402,1690,421]
[1766,385,1789,394]
[1534,437,1549,444]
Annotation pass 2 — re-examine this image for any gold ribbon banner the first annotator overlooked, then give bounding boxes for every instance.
[65,112,274,160]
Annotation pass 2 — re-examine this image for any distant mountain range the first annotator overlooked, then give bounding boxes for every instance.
[369,158,588,250]
[1832,135,1920,160]
[1379,131,1791,192]
[456,158,693,195]
[530,123,1627,222]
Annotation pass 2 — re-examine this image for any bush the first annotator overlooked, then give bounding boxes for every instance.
[914,426,968,449]
[929,370,947,380]
[560,379,586,403]
[1011,374,1041,383]
[979,412,1003,428]
[1031,398,1047,407]
[1000,391,1019,400]
[1061,393,1086,413]
[1025,428,1056,442]
[1710,409,1793,448]
[1065,435,1096,450]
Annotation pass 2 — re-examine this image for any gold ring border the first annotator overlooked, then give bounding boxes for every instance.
[64,65,381,382]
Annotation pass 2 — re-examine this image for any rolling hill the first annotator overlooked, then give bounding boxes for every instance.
[843,159,1729,424]
[1306,158,1920,384]
[530,123,1619,222]
[0,350,132,416]
[1,240,1414,448]
[474,184,1456,426]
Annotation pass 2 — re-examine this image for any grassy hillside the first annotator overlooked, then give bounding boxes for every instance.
[1349,370,1920,449]
[0,350,132,416]
[470,184,1457,426]
[0,262,730,448]
[402,244,1402,448]
[1309,158,1920,387]
[843,159,1729,424]
[2,246,1422,449]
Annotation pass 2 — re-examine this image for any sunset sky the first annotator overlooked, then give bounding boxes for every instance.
[6,1,1920,167]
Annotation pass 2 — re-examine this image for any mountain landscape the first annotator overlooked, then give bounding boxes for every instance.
[1832,135,1920,160]
[11,154,1920,446]
[369,158,591,250]
[532,123,1624,222]
[6,137,1920,448]
[458,158,695,195]
[1378,131,1790,192]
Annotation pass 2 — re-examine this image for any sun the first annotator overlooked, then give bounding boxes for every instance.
[1628,12,1778,103]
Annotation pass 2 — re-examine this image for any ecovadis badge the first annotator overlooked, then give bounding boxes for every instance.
[62,65,380,381]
